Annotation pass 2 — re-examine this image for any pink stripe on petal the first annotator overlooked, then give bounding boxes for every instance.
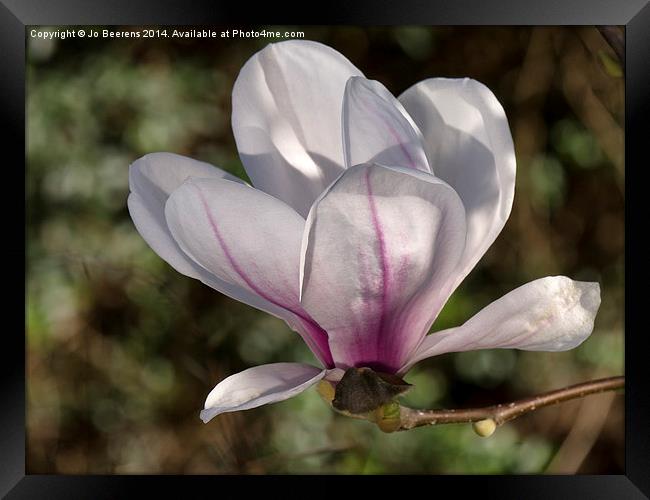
[366,169,390,350]
[301,164,465,374]
[194,184,333,367]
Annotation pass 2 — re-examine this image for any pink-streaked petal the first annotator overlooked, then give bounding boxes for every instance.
[300,163,466,373]
[128,152,244,280]
[200,363,326,422]
[400,277,601,374]
[399,78,516,292]
[128,154,332,365]
[343,77,430,173]
[232,40,364,217]
[165,177,332,366]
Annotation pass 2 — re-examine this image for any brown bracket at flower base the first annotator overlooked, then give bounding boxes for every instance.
[331,367,411,415]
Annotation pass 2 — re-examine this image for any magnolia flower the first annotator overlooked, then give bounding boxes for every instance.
[127,40,601,424]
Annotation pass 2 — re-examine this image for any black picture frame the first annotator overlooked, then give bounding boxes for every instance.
[5,0,649,497]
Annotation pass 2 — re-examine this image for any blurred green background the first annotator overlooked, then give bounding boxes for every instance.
[26,26,624,474]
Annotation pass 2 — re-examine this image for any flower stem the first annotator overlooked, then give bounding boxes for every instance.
[397,376,624,432]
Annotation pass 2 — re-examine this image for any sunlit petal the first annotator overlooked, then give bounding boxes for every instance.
[232,40,364,217]
[401,277,601,373]
[400,78,516,292]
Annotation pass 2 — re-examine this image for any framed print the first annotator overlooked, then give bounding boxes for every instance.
[4,0,649,497]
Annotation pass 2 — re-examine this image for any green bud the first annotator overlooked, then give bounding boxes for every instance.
[375,401,402,433]
[473,418,496,437]
[316,380,336,404]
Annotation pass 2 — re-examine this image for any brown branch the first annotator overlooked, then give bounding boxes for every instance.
[397,376,624,433]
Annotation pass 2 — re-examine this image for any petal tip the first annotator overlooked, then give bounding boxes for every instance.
[199,407,220,424]
[129,151,175,171]
[576,280,602,313]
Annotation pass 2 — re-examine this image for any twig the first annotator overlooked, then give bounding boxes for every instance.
[397,376,624,432]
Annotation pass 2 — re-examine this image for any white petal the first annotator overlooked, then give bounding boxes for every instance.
[401,277,601,373]
[399,78,516,291]
[232,40,364,217]
[165,177,333,365]
[200,363,325,422]
[128,154,284,329]
[343,77,430,172]
[300,163,466,373]
[128,152,244,280]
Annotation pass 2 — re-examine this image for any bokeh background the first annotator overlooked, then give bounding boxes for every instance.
[26,26,624,474]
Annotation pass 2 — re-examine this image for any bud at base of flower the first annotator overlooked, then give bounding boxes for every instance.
[316,380,336,404]
[373,401,402,433]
